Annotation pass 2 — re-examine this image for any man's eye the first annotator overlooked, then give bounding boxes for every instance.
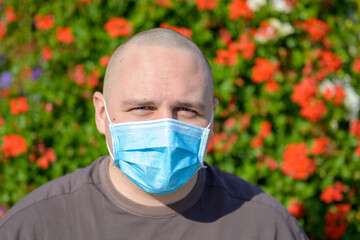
[130,106,155,115]
[134,106,154,110]
[178,107,196,113]
[177,107,198,118]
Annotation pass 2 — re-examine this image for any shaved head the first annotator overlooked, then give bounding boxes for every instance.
[103,28,213,100]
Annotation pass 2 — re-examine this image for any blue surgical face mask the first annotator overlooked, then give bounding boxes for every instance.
[103,100,213,194]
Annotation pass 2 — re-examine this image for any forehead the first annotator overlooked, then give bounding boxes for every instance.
[106,45,213,106]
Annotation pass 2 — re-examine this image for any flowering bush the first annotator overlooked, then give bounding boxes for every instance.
[1,0,360,238]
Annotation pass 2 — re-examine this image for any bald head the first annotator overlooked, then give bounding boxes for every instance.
[103,28,213,100]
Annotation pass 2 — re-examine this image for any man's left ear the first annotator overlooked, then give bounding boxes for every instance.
[213,98,218,113]
[93,91,106,135]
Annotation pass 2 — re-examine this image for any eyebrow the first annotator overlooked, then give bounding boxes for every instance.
[120,99,206,111]
[121,100,157,108]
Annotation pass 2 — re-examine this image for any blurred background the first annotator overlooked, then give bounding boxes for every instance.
[1,0,360,238]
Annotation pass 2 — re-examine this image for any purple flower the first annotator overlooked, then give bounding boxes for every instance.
[0,71,13,89]
[31,68,43,80]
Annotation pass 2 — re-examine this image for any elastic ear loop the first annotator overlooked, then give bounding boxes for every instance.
[103,100,115,161]
[199,111,214,169]
[206,112,214,129]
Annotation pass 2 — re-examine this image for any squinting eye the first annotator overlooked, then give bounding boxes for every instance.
[177,107,198,118]
[178,107,196,113]
[130,106,155,115]
[134,106,154,111]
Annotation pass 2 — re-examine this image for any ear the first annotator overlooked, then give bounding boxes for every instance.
[93,91,106,135]
[213,98,218,113]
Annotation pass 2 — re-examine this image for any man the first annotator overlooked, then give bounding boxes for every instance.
[0,28,308,239]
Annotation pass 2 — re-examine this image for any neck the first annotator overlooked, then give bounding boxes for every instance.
[108,159,198,207]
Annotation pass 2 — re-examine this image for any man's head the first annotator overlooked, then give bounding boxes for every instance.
[94,28,217,150]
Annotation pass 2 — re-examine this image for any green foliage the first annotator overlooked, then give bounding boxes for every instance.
[1,0,360,238]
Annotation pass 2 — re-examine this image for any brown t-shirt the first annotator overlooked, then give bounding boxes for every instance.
[0,156,308,239]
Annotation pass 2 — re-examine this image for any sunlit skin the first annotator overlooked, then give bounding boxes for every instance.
[93,44,217,206]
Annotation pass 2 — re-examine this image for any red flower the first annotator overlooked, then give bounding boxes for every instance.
[351,56,360,73]
[282,143,316,180]
[287,199,306,219]
[1,134,27,157]
[310,137,329,155]
[228,0,253,20]
[160,23,192,39]
[42,45,52,62]
[224,117,236,129]
[349,119,360,139]
[56,27,74,43]
[238,113,251,132]
[299,18,330,41]
[36,148,56,170]
[219,28,232,45]
[264,156,277,170]
[316,50,343,75]
[302,59,313,75]
[104,17,133,38]
[207,132,227,153]
[69,64,86,86]
[355,142,360,156]
[250,136,263,148]
[320,181,346,204]
[265,80,279,93]
[4,6,18,23]
[0,20,7,41]
[332,84,346,106]
[10,97,29,115]
[324,205,350,239]
[215,49,238,66]
[336,203,351,213]
[291,77,318,107]
[34,14,55,30]
[251,58,279,84]
[322,86,334,101]
[45,103,53,113]
[251,21,277,43]
[300,99,327,122]
[259,121,272,138]
[195,0,218,10]
[237,34,256,60]
[99,56,110,66]
[156,0,172,7]
[0,116,3,128]
[320,187,343,204]
[251,121,272,148]
[87,66,100,88]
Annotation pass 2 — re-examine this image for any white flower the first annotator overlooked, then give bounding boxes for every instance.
[342,76,360,120]
[269,18,294,37]
[270,0,294,13]
[320,76,360,120]
[246,0,266,11]
[253,19,294,43]
[319,78,334,94]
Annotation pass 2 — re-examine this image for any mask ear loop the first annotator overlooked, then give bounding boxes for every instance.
[206,111,214,129]
[103,100,115,161]
[200,111,214,169]
[103,100,112,124]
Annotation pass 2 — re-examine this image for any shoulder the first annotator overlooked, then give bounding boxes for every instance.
[205,164,289,214]
[205,164,264,201]
[204,164,308,239]
[0,156,108,229]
